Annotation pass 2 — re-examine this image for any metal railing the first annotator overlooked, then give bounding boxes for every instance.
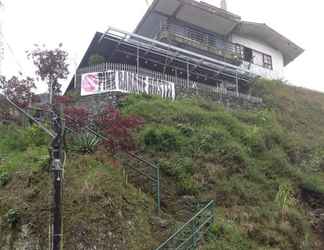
[76,63,262,104]
[155,200,215,250]
[158,22,243,64]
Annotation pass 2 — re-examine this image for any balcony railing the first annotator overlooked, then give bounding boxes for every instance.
[76,63,262,104]
[157,22,243,65]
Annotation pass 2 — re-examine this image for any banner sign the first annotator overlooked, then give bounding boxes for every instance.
[81,70,175,99]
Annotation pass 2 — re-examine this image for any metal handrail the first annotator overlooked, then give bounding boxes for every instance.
[155,200,215,250]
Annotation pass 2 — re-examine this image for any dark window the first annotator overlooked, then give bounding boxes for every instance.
[242,45,273,70]
[243,47,253,62]
[263,54,273,70]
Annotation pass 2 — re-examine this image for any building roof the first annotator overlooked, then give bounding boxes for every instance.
[234,22,304,66]
[135,0,241,36]
[135,0,304,66]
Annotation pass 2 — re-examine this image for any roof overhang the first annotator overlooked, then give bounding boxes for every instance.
[135,0,241,36]
[234,22,304,66]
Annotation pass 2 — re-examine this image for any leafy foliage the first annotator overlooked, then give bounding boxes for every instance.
[0,172,10,187]
[27,44,69,95]
[64,106,90,130]
[6,208,19,226]
[95,105,143,152]
[71,132,100,154]
[0,75,35,108]
[275,183,296,219]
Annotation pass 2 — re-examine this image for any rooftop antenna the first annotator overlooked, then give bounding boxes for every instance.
[0,1,4,75]
[220,0,228,10]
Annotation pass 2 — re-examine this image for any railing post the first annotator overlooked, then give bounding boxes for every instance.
[156,167,161,215]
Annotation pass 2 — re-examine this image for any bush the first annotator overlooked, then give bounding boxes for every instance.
[6,208,19,226]
[95,105,143,152]
[25,124,49,147]
[177,176,198,195]
[300,175,324,194]
[207,220,255,250]
[0,172,10,187]
[71,133,100,154]
[142,126,181,152]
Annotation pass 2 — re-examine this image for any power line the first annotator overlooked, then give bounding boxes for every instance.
[0,31,25,75]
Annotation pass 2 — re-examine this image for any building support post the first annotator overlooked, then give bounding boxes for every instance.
[187,62,190,88]
[235,71,239,96]
[51,103,63,250]
[137,46,140,76]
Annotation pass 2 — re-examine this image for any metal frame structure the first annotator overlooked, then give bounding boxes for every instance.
[97,26,257,93]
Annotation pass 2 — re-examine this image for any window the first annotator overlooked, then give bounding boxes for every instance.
[187,28,204,44]
[243,47,253,62]
[252,50,263,66]
[263,54,273,70]
[242,45,273,70]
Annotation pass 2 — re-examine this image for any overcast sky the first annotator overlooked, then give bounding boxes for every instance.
[1,0,323,93]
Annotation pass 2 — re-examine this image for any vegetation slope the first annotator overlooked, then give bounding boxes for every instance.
[1,79,324,249]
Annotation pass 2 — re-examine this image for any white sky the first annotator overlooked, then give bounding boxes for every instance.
[1,0,323,93]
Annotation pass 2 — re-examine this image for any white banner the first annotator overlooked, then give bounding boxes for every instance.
[81,70,175,99]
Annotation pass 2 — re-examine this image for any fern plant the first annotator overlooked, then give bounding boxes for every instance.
[72,133,100,154]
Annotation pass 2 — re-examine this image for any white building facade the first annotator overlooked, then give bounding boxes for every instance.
[135,0,304,82]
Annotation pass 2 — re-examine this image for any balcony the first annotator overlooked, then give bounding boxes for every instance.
[157,22,243,66]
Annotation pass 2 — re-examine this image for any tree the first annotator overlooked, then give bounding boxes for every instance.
[0,75,35,121]
[27,44,69,98]
[0,75,35,108]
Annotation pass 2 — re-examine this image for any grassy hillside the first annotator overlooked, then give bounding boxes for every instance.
[119,80,324,249]
[0,126,160,249]
[1,79,324,249]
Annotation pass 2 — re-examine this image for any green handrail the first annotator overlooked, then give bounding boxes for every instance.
[155,200,215,250]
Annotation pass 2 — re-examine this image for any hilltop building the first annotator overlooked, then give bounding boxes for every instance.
[66,0,303,104]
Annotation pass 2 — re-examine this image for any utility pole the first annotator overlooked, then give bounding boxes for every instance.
[51,97,64,250]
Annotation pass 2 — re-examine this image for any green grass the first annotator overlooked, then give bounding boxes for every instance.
[1,78,324,249]
[119,89,322,249]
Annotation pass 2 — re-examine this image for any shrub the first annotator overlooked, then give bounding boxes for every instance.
[71,133,100,154]
[6,208,19,226]
[300,175,324,194]
[0,172,10,187]
[95,105,143,152]
[64,106,90,130]
[275,183,296,219]
[142,126,180,152]
[25,124,49,146]
[177,176,198,195]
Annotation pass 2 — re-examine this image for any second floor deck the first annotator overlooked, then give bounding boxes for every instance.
[157,22,243,66]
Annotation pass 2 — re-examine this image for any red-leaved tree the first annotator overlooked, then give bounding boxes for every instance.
[0,75,35,108]
[0,75,35,121]
[64,106,90,131]
[95,105,143,153]
[27,43,69,97]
